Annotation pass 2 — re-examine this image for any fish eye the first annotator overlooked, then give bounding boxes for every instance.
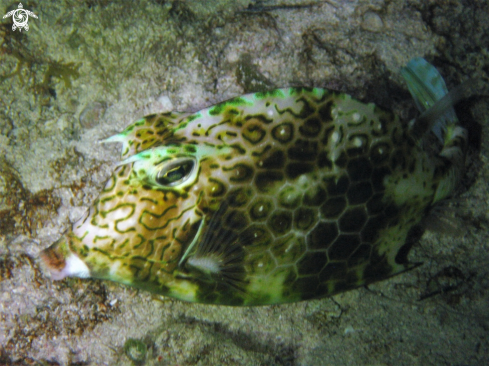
[155,158,195,187]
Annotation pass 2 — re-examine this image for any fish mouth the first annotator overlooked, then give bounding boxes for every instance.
[40,235,90,280]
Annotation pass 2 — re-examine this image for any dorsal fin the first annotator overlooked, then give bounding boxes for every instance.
[401,58,450,112]
[401,58,454,141]
[101,112,189,158]
[408,80,475,142]
[401,58,454,142]
[401,58,479,144]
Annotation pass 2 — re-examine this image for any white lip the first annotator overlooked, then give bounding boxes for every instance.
[49,253,90,280]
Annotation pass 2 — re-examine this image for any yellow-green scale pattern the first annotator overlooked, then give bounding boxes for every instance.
[41,74,467,305]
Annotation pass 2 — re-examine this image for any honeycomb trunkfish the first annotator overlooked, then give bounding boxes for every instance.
[41,58,470,306]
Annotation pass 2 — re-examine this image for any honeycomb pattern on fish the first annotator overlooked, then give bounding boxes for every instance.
[41,59,468,305]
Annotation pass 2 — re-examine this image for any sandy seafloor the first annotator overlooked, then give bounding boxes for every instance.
[0,0,488,365]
